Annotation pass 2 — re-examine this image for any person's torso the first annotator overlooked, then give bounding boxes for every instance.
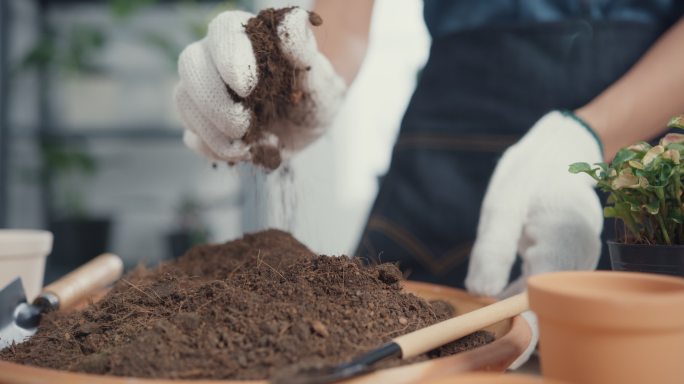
[407,0,684,138]
[424,0,684,37]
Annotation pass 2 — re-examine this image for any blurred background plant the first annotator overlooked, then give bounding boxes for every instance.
[39,140,97,219]
[9,0,239,280]
[15,0,238,221]
[167,193,211,258]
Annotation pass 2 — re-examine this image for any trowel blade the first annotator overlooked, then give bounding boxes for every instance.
[0,278,37,349]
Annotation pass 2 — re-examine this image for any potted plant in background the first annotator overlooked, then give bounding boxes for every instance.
[570,115,684,276]
[42,140,112,282]
[166,194,210,259]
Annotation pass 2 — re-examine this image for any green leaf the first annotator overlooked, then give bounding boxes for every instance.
[669,209,683,224]
[659,164,674,182]
[628,160,644,170]
[661,133,684,146]
[668,115,684,130]
[667,143,684,152]
[663,149,681,164]
[644,199,660,215]
[41,142,97,177]
[568,162,592,174]
[64,26,107,73]
[643,145,665,166]
[646,156,663,174]
[595,162,609,179]
[612,171,639,189]
[612,148,638,166]
[109,0,156,19]
[627,142,651,152]
[603,206,618,218]
[19,38,56,70]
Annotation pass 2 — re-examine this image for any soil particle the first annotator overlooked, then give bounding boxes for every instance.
[376,263,403,285]
[430,299,457,318]
[0,230,494,380]
[308,11,322,26]
[248,143,282,170]
[310,320,329,338]
[238,7,320,169]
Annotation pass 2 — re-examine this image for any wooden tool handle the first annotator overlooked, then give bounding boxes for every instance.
[393,292,529,359]
[41,253,124,310]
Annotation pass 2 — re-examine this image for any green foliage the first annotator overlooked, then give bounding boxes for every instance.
[570,115,684,245]
[18,0,245,74]
[109,0,156,19]
[142,31,182,69]
[42,141,98,219]
[670,115,684,130]
[20,38,57,70]
[64,26,106,73]
[42,142,97,177]
[175,194,210,245]
[19,26,107,74]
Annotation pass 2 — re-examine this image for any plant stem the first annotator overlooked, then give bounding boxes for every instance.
[657,214,672,245]
[676,169,683,242]
[626,211,643,242]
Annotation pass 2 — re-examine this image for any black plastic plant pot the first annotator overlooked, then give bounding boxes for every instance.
[46,217,112,283]
[608,241,684,277]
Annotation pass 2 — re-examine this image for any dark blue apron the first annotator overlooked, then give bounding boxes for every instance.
[357,20,670,289]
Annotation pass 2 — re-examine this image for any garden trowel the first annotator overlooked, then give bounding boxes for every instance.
[0,253,123,349]
[276,292,529,384]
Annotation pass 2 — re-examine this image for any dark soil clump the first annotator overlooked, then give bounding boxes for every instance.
[0,230,494,380]
[237,7,318,169]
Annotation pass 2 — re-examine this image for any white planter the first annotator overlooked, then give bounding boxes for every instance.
[0,230,53,301]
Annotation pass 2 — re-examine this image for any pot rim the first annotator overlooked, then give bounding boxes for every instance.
[0,230,53,259]
[51,217,112,224]
[528,271,684,330]
[607,240,684,249]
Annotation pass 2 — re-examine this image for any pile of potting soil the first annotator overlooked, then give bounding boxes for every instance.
[0,230,494,380]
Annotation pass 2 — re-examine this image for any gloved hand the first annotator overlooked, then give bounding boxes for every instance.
[174,8,346,162]
[509,311,540,370]
[466,111,604,297]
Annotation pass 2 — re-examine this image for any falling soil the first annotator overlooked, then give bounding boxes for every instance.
[0,230,494,380]
[235,7,318,169]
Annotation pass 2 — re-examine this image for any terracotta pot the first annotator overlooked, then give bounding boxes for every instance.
[528,271,684,384]
[608,241,684,277]
[0,281,532,384]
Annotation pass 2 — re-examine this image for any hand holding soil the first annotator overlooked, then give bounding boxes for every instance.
[175,7,346,169]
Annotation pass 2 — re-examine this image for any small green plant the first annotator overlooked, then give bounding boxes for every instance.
[173,194,210,245]
[570,115,684,245]
[43,141,98,219]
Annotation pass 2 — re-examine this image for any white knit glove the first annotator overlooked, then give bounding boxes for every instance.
[174,8,345,162]
[466,111,604,297]
[509,311,539,370]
